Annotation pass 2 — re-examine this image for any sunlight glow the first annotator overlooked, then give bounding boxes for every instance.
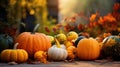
[59,0,114,21]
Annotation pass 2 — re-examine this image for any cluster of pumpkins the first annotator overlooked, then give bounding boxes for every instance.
[0,27,120,64]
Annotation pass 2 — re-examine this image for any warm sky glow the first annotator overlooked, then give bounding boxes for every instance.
[59,0,114,21]
[59,0,81,17]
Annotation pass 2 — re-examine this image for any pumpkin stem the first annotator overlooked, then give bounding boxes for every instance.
[14,43,19,49]
[33,24,40,33]
[54,38,61,48]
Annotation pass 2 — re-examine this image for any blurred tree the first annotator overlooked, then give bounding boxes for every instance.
[0,0,49,36]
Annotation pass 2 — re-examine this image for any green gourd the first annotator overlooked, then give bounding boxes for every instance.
[0,34,14,53]
[101,35,120,60]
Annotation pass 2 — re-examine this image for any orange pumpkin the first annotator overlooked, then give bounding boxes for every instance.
[34,51,48,63]
[67,46,77,60]
[15,24,51,58]
[77,38,100,60]
[15,32,51,58]
[0,43,28,63]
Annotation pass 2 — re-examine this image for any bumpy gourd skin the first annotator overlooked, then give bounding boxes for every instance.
[111,42,120,61]
[0,34,14,53]
[101,36,120,60]
[55,33,67,44]
[67,31,78,41]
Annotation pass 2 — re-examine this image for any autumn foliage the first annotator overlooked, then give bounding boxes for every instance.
[48,3,120,37]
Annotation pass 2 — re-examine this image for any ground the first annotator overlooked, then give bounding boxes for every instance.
[0,61,120,67]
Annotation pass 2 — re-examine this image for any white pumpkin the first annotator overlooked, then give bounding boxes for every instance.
[48,38,68,61]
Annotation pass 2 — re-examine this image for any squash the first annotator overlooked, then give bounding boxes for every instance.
[48,38,68,61]
[0,34,14,53]
[15,24,51,58]
[67,46,77,60]
[111,42,120,61]
[0,43,28,63]
[34,51,48,63]
[67,31,78,41]
[64,41,74,48]
[101,35,120,60]
[102,36,120,47]
[74,36,85,47]
[55,33,67,43]
[77,38,100,60]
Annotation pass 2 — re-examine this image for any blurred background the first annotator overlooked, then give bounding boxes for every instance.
[0,0,120,38]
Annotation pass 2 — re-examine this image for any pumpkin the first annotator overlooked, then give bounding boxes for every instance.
[55,33,67,43]
[67,46,77,60]
[34,51,48,63]
[0,34,14,53]
[77,38,100,60]
[48,38,68,61]
[0,43,28,63]
[66,31,78,41]
[15,24,51,58]
[101,35,120,59]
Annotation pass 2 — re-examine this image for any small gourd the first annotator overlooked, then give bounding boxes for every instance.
[34,51,48,63]
[55,33,67,43]
[48,38,68,61]
[64,41,74,48]
[0,34,14,53]
[67,46,77,60]
[66,31,78,41]
[0,43,28,63]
